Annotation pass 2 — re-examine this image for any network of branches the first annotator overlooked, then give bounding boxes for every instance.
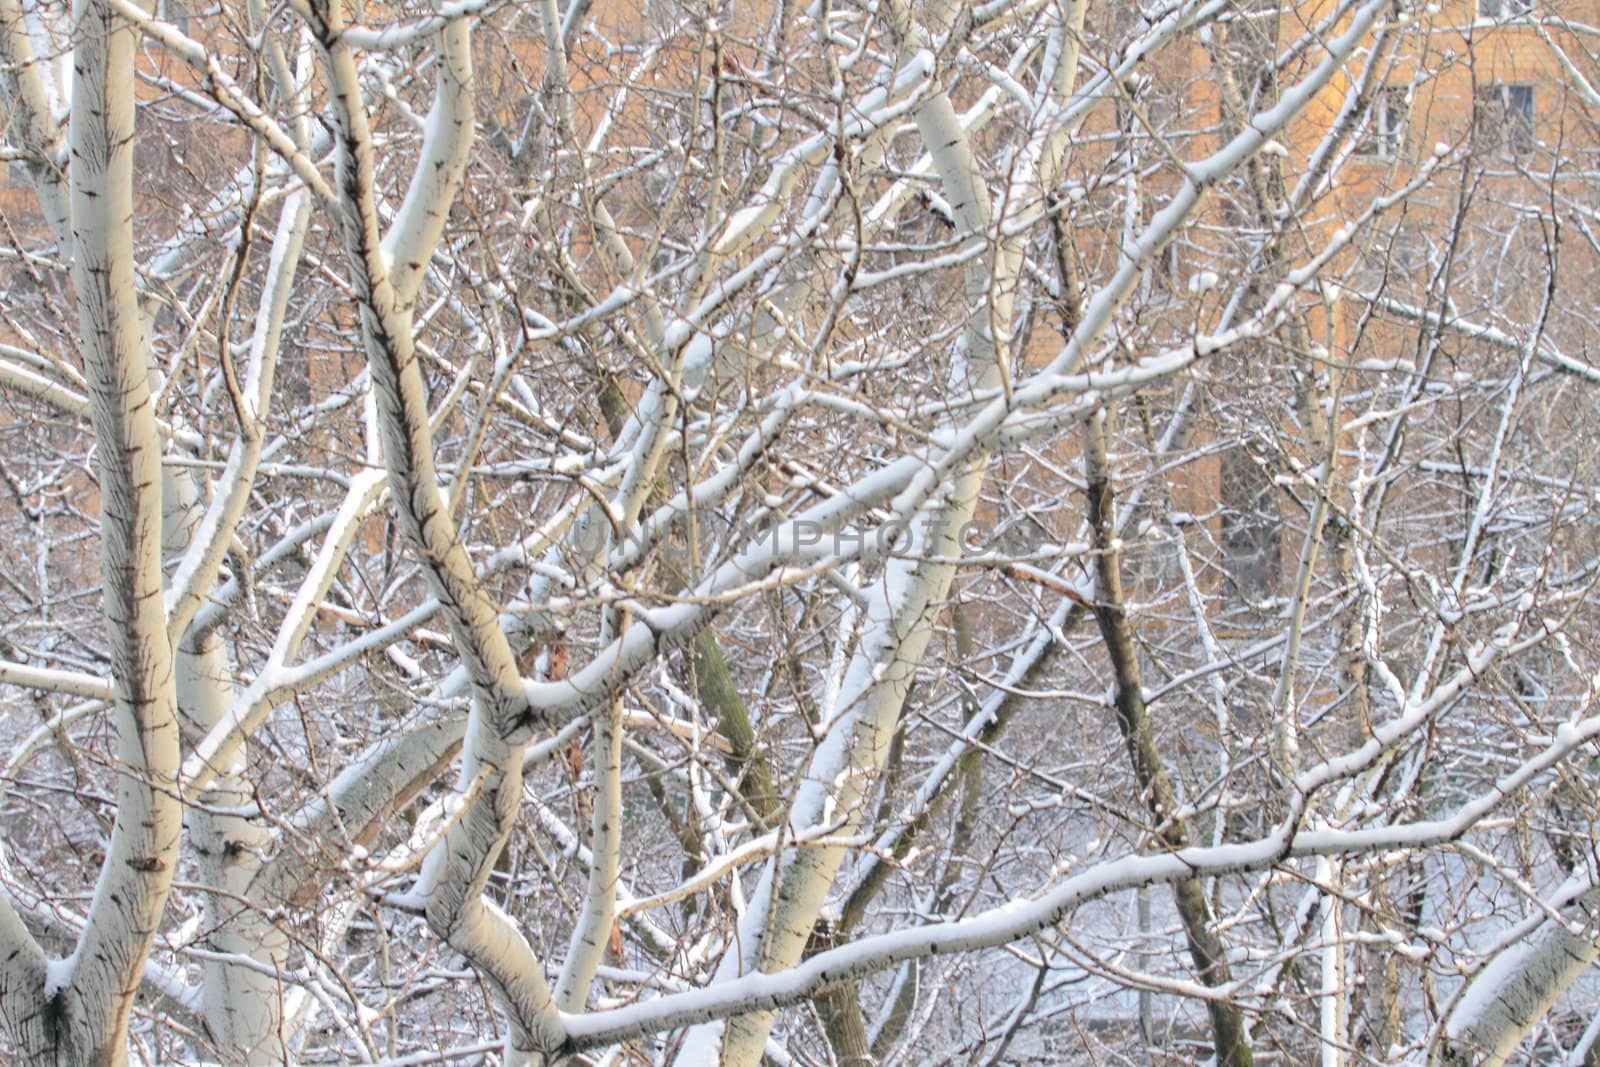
[3,0,1600,1064]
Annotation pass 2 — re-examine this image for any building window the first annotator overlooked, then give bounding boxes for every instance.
[1357,86,1407,158]
[1475,84,1535,157]
[1479,0,1533,18]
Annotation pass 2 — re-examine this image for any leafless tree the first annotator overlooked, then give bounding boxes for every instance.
[3,0,1600,1064]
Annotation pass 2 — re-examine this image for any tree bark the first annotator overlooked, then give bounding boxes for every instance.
[8,2,188,1060]
[1437,887,1600,1067]
[1083,412,1253,1067]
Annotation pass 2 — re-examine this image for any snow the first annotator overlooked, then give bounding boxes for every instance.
[11,0,1595,1059]
[1356,358,1416,372]
[385,645,422,679]
[44,954,72,999]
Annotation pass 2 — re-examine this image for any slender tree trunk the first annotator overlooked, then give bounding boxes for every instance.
[681,78,1011,1065]
[0,3,189,1061]
[304,3,569,1057]
[180,633,288,1063]
[0,0,71,257]
[1083,412,1253,1067]
[553,694,623,1012]
[812,922,875,1067]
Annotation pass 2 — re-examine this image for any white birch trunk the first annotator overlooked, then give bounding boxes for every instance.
[1319,858,1346,1067]
[179,633,288,1063]
[677,62,1015,1067]
[0,0,71,256]
[1437,887,1600,1066]
[153,129,309,1057]
[0,896,49,1058]
[302,2,567,1057]
[8,2,187,1060]
[553,695,624,1011]
[673,5,1096,1056]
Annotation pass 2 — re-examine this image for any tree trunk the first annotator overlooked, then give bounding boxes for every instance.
[1437,888,1600,1067]
[1084,413,1253,1067]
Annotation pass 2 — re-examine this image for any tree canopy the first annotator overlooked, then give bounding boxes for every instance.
[4,0,1600,1063]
